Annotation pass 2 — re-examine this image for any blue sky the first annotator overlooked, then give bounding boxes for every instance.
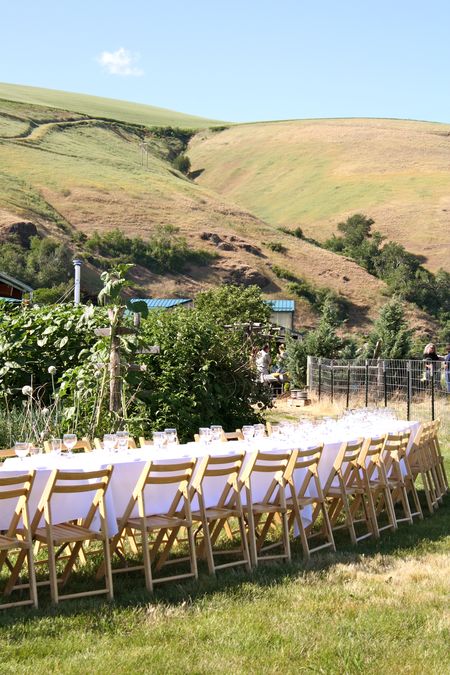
[1,0,449,123]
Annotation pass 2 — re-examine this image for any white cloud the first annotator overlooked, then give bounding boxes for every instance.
[98,47,144,77]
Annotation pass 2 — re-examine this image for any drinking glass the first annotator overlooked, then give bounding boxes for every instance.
[51,438,62,455]
[14,441,29,461]
[199,428,211,446]
[103,434,117,453]
[164,428,178,446]
[210,425,223,443]
[153,431,167,450]
[116,431,129,452]
[242,425,255,444]
[63,434,77,456]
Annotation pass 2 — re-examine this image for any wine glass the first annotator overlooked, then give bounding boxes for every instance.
[153,431,167,450]
[242,425,255,445]
[253,423,265,439]
[14,441,29,462]
[164,428,178,446]
[63,433,77,456]
[103,434,117,453]
[210,425,223,443]
[198,428,211,446]
[116,431,129,453]
[51,438,62,456]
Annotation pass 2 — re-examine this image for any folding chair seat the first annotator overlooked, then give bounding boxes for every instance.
[382,432,423,526]
[322,438,373,545]
[286,445,336,559]
[191,452,251,574]
[30,467,114,604]
[0,448,17,461]
[241,451,293,567]
[408,423,440,513]
[358,436,397,538]
[104,458,198,592]
[0,471,38,609]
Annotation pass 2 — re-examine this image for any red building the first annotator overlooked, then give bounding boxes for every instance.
[0,271,33,302]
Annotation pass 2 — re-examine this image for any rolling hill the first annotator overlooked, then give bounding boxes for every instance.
[189,118,450,272]
[0,85,444,335]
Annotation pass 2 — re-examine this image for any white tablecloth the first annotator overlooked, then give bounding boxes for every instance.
[1,419,420,534]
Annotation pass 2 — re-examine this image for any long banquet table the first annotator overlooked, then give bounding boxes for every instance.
[0,418,420,536]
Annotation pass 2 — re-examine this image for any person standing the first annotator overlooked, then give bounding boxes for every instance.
[255,344,272,382]
[422,343,441,385]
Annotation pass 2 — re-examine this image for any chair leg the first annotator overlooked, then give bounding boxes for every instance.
[47,538,59,605]
[341,489,357,545]
[202,519,216,576]
[103,538,114,601]
[237,514,252,572]
[281,511,291,562]
[27,547,38,609]
[141,528,153,593]
[187,524,198,581]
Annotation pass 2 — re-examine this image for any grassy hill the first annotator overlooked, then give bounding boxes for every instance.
[0,82,223,129]
[189,118,450,273]
[0,88,442,334]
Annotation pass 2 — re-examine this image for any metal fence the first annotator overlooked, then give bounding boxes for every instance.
[307,356,449,421]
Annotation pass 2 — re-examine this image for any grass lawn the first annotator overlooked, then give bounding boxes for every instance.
[0,420,449,674]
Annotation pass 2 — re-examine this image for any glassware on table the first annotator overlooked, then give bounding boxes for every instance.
[210,425,223,443]
[198,427,212,446]
[164,428,178,446]
[153,431,167,449]
[103,434,117,453]
[14,441,29,461]
[116,431,129,452]
[270,424,280,439]
[51,438,62,455]
[62,433,77,456]
[29,445,42,456]
[242,425,255,444]
[253,423,265,439]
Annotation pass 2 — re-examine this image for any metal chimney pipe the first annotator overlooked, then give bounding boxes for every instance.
[73,258,82,305]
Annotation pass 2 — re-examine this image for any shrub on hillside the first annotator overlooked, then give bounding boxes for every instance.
[173,154,191,174]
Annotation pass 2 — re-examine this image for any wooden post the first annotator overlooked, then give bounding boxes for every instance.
[318,359,322,401]
[365,360,369,407]
[346,364,350,409]
[406,362,411,421]
[383,360,387,408]
[330,360,334,403]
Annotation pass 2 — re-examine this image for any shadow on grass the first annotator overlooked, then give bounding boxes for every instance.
[0,491,448,627]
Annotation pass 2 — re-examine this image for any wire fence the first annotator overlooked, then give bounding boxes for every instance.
[307,356,449,421]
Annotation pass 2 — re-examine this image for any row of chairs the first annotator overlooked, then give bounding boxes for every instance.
[0,421,447,609]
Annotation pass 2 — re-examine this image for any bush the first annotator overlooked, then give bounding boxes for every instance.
[173,154,191,174]
[265,242,287,254]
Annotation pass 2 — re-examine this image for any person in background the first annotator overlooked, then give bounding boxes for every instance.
[255,344,272,382]
[274,343,287,374]
[444,344,450,393]
[422,343,441,384]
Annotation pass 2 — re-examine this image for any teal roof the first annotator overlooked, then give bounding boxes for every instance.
[130,298,192,309]
[266,299,295,312]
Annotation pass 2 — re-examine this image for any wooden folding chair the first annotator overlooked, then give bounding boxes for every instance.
[428,419,448,499]
[43,438,93,453]
[322,438,373,545]
[382,432,423,526]
[408,423,440,513]
[30,467,114,604]
[286,445,336,560]
[241,451,293,567]
[357,436,397,538]
[191,452,251,574]
[0,471,38,609]
[194,430,243,442]
[0,448,17,461]
[105,458,198,591]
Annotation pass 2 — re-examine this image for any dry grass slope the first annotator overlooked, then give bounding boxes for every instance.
[189,118,450,272]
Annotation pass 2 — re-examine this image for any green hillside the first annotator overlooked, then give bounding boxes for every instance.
[0,82,223,129]
[189,118,450,273]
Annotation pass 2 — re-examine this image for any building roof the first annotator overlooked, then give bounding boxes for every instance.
[266,299,295,312]
[130,298,192,309]
[0,271,33,294]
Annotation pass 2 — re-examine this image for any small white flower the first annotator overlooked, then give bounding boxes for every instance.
[42,407,49,415]
[48,366,57,375]
[76,380,84,389]
[22,385,32,396]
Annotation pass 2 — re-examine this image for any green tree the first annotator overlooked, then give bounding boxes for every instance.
[195,285,271,325]
[173,154,191,174]
[367,298,412,358]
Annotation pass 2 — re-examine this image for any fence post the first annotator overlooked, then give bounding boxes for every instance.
[383,360,387,407]
[431,363,435,421]
[406,361,411,421]
[318,358,322,401]
[346,363,350,409]
[364,359,369,407]
[306,355,311,392]
[330,360,334,403]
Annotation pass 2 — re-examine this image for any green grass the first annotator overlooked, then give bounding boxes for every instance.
[0,82,224,129]
[0,438,448,674]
